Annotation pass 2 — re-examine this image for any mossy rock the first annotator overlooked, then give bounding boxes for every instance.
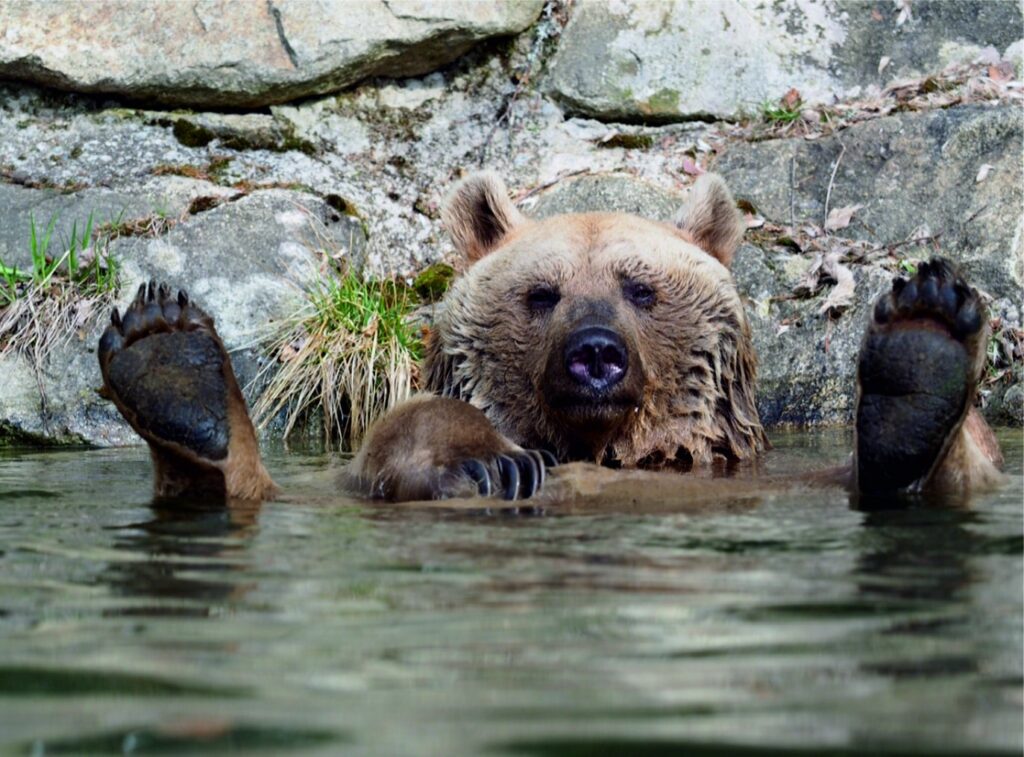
[413,263,455,303]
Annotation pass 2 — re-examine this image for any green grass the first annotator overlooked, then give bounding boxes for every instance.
[759,99,802,125]
[897,258,919,276]
[1,212,120,306]
[252,266,426,449]
[0,212,120,367]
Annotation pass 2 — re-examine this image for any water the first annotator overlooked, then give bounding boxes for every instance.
[0,430,1020,756]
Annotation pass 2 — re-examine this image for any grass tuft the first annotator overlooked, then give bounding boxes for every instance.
[0,213,120,401]
[759,98,802,125]
[252,266,425,449]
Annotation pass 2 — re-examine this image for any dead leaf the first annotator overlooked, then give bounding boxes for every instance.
[878,56,891,75]
[825,204,864,231]
[988,62,1015,83]
[745,213,765,229]
[818,253,856,315]
[781,88,802,110]
[680,156,705,176]
[870,8,883,21]
[894,0,912,27]
[976,163,993,183]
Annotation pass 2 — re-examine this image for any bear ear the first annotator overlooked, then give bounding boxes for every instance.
[442,171,526,262]
[673,173,744,268]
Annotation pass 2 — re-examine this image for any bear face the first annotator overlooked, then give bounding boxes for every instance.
[425,173,768,469]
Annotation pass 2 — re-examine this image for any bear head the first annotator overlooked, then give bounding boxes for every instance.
[425,172,767,469]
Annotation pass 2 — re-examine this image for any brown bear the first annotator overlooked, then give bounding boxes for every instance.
[97,172,1004,505]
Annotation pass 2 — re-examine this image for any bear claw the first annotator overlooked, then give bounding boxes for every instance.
[875,259,981,339]
[457,449,552,501]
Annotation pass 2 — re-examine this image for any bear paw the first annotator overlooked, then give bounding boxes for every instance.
[99,281,235,465]
[855,258,984,494]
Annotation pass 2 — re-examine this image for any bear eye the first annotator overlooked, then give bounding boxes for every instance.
[526,285,560,312]
[623,281,656,309]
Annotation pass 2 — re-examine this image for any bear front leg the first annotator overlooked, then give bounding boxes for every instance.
[854,258,1003,497]
[345,395,556,502]
[98,282,277,502]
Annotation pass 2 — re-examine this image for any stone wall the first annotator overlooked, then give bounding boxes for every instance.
[0,0,1020,445]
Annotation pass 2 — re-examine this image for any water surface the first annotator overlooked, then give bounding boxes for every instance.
[0,430,1021,755]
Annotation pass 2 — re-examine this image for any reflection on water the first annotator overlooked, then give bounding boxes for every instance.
[0,430,1020,756]
[103,498,261,617]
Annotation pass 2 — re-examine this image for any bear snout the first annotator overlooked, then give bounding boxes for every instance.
[564,326,628,392]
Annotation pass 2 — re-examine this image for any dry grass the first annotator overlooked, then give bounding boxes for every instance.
[0,278,117,366]
[251,267,424,450]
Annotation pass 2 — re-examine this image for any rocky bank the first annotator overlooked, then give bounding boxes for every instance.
[0,0,1020,446]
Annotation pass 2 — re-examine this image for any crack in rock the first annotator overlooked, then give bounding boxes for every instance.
[267,0,300,69]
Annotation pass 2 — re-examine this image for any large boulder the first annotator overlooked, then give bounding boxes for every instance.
[0,0,544,107]
[715,104,1024,301]
[0,184,363,445]
[730,243,892,426]
[545,0,1023,122]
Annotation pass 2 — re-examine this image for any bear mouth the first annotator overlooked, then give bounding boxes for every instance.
[546,392,639,424]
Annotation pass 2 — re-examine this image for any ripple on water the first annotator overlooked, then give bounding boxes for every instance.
[0,431,1020,755]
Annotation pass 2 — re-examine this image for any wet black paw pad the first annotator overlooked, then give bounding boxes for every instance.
[857,258,982,493]
[99,281,230,461]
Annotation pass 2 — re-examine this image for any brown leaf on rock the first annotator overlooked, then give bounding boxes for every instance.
[680,156,705,176]
[988,62,1015,83]
[818,253,856,316]
[894,0,912,27]
[781,88,802,110]
[825,204,864,231]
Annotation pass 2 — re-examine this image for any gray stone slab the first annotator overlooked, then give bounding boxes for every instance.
[545,0,1023,122]
[0,0,544,107]
[715,104,1024,301]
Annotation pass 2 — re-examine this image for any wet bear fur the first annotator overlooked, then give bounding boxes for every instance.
[98,172,1003,504]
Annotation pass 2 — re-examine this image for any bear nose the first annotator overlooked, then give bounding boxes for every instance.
[564,326,628,392]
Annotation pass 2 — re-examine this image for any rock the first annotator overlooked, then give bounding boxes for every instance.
[0,178,237,272]
[0,0,544,108]
[524,172,683,220]
[154,112,306,153]
[732,243,893,426]
[983,379,1024,427]
[271,100,372,154]
[544,0,1023,122]
[715,104,1024,301]
[835,0,1024,86]
[0,186,364,445]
